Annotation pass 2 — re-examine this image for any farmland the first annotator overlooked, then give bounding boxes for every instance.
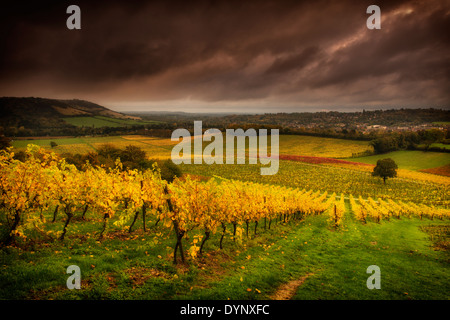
[350,150,450,171]
[12,135,176,159]
[278,135,373,158]
[2,133,450,302]
[10,134,450,206]
[62,116,160,128]
[179,161,449,207]
[12,134,372,159]
[2,0,450,309]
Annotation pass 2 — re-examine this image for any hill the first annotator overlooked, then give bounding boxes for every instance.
[0,97,137,129]
[0,97,164,136]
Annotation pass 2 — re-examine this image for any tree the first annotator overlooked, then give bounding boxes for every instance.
[372,158,398,184]
[97,144,121,159]
[0,135,11,150]
[160,159,182,182]
[120,145,146,163]
[370,137,397,154]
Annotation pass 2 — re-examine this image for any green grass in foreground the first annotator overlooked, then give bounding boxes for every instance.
[350,150,450,171]
[0,206,448,300]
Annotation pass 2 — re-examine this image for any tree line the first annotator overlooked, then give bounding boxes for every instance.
[368,129,449,154]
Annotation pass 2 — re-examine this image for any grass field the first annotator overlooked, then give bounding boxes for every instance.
[0,203,448,300]
[350,150,450,171]
[430,143,450,150]
[63,116,160,128]
[12,135,176,159]
[12,137,87,148]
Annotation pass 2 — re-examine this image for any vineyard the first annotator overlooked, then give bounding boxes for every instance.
[179,161,449,207]
[1,145,449,300]
[2,145,449,253]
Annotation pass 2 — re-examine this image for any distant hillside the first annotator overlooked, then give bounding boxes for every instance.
[0,97,138,128]
[0,97,157,136]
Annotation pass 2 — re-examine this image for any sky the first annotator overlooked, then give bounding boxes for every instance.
[0,0,449,113]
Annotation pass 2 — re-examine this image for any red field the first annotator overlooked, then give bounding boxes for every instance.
[278,154,374,167]
[420,164,450,177]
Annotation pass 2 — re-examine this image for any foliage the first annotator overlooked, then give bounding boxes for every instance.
[1,145,449,260]
[0,135,11,150]
[327,194,345,229]
[372,158,398,184]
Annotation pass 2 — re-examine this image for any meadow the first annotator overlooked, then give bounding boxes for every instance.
[351,150,450,171]
[62,116,160,128]
[13,135,176,159]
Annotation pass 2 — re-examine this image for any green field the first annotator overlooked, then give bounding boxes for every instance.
[12,135,176,159]
[0,203,448,300]
[430,143,450,150]
[63,116,160,128]
[12,137,86,148]
[350,150,450,171]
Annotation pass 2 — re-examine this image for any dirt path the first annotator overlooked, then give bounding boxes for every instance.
[270,273,314,300]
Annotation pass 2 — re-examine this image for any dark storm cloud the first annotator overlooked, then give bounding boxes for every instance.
[309,1,450,87]
[265,47,321,75]
[0,0,449,110]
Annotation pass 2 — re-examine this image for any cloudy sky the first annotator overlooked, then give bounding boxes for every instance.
[0,0,449,113]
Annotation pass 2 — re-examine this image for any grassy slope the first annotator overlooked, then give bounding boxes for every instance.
[350,150,450,171]
[62,116,160,128]
[12,137,87,148]
[12,135,176,159]
[0,206,448,300]
[291,213,449,299]
[63,116,125,128]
